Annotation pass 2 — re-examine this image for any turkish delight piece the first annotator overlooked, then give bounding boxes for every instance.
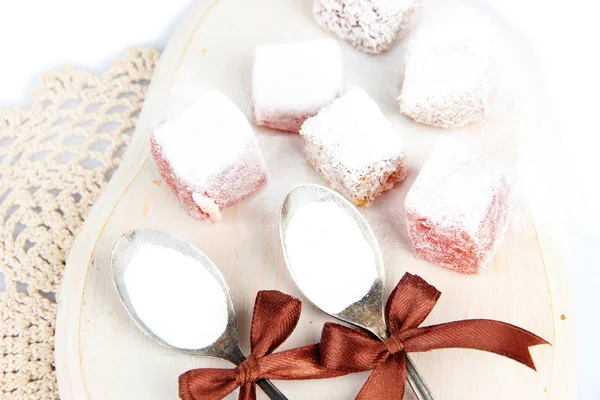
[300,88,407,205]
[405,135,511,274]
[252,39,342,133]
[151,90,267,222]
[313,0,420,54]
[398,24,493,128]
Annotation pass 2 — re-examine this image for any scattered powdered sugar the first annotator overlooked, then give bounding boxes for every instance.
[507,181,536,236]
[284,201,378,314]
[405,15,493,63]
[124,242,228,349]
[162,64,208,122]
[313,0,421,54]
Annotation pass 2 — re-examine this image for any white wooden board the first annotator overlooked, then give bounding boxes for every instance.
[55,0,577,399]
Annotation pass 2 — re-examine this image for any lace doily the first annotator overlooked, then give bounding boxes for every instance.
[0,48,159,399]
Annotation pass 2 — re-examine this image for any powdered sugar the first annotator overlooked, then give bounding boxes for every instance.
[252,39,342,132]
[300,88,407,204]
[284,201,378,314]
[124,242,228,349]
[313,0,420,54]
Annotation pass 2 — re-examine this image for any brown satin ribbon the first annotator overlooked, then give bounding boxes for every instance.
[320,273,550,399]
[179,290,346,400]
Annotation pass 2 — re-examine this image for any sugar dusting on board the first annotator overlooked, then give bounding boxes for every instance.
[124,243,228,349]
[284,201,378,314]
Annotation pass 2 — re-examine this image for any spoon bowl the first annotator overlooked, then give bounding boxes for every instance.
[111,228,243,362]
[279,184,435,400]
[279,184,387,338]
[111,228,286,399]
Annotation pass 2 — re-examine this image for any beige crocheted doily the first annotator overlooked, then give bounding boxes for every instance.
[0,48,160,399]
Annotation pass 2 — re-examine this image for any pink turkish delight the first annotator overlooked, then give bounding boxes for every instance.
[151,90,267,222]
[405,135,511,274]
[252,39,342,133]
[300,88,407,205]
[399,22,493,128]
[313,0,420,54]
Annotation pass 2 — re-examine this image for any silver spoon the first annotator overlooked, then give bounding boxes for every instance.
[279,184,435,400]
[111,228,287,400]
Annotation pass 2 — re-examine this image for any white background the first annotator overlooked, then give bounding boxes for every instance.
[0,0,598,398]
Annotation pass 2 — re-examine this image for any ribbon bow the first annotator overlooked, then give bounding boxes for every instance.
[320,273,549,399]
[179,290,344,400]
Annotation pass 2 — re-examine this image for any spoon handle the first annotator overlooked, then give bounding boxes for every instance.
[361,310,436,399]
[256,379,288,400]
[405,355,436,400]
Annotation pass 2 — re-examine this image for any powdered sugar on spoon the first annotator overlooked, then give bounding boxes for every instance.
[110,229,287,400]
[279,184,436,400]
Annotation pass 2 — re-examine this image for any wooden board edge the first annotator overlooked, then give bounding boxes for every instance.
[533,215,578,399]
[54,1,220,398]
[54,2,579,399]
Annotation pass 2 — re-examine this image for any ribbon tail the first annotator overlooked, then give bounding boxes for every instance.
[179,369,239,400]
[404,320,550,370]
[238,382,257,400]
[357,354,407,400]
